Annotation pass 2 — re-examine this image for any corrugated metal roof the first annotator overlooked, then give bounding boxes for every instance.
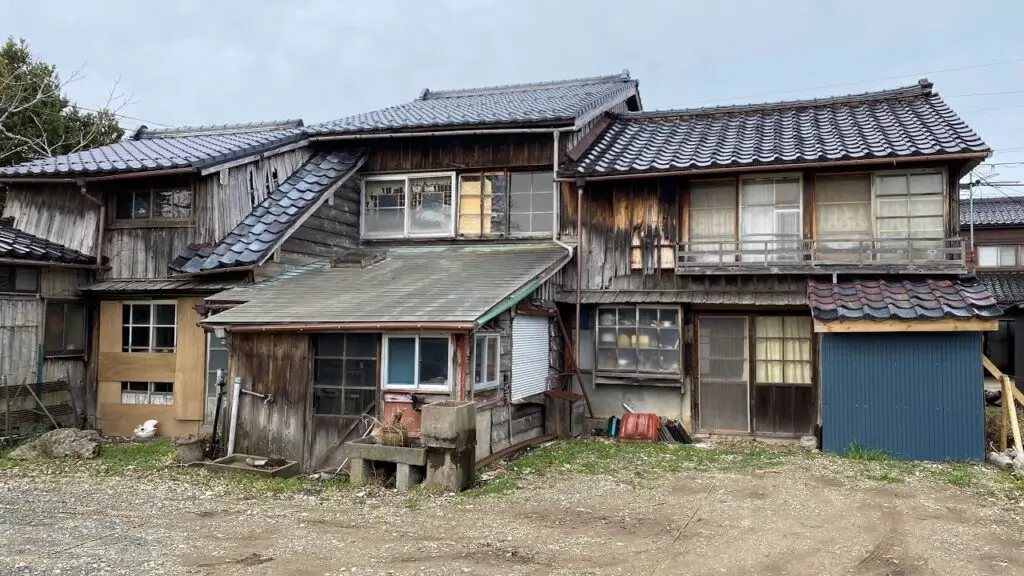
[567,80,988,177]
[959,196,1024,228]
[555,289,806,306]
[169,149,367,273]
[82,278,244,293]
[306,73,638,135]
[0,120,305,177]
[974,272,1024,306]
[204,243,571,325]
[0,223,94,264]
[807,278,1001,321]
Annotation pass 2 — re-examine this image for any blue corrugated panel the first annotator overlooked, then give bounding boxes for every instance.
[821,332,984,461]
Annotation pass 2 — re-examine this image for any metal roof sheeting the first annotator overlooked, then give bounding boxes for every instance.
[1,120,306,177]
[170,149,367,273]
[306,73,638,135]
[203,243,571,326]
[82,278,244,293]
[807,278,1001,321]
[568,80,988,177]
[0,224,94,264]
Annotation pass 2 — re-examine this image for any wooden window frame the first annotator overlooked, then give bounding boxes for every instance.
[110,187,194,228]
[361,172,457,239]
[0,265,39,294]
[122,301,177,353]
[871,168,946,240]
[44,300,87,357]
[976,245,1021,268]
[507,170,556,237]
[312,333,378,417]
[473,332,501,391]
[120,381,174,405]
[382,333,452,392]
[595,305,682,376]
[738,173,803,261]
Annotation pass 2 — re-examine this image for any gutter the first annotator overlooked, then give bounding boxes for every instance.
[559,151,993,183]
[0,166,196,184]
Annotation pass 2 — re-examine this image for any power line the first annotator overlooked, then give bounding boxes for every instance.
[946,89,1024,98]
[960,103,1024,115]
[681,56,1024,107]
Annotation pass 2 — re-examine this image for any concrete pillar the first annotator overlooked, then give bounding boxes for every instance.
[396,463,426,491]
[349,458,371,486]
[425,446,475,492]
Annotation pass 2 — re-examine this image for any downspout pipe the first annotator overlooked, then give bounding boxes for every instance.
[227,376,241,456]
[575,178,585,366]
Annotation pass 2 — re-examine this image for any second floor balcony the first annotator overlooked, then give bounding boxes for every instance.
[676,235,966,275]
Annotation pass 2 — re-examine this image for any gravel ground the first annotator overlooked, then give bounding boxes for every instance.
[1,442,1023,576]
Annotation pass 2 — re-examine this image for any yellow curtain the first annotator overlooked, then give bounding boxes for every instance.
[756,316,811,384]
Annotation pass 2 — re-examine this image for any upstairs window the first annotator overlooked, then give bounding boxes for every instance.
[978,245,1021,267]
[874,171,944,257]
[458,173,507,238]
[0,266,39,293]
[114,188,193,222]
[122,302,176,353]
[362,173,455,239]
[739,175,801,262]
[509,172,555,236]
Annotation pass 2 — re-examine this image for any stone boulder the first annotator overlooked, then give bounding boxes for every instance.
[9,428,102,460]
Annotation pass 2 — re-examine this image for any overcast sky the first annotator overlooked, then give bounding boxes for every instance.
[4,0,1024,188]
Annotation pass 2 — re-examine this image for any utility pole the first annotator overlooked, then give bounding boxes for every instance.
[969,170,975,249]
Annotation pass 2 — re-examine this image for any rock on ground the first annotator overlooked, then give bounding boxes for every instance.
[9,428,101,460]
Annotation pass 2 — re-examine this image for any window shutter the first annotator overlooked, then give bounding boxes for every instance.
[510,316,550,402]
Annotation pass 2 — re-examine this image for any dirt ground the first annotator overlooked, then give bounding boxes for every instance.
[1,441,1023,576]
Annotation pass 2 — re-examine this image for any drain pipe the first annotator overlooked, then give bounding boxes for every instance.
[574,178,585,364]
[227,376,241,456]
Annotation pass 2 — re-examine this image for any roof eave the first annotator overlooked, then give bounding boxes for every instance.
[0,166,198,184]
[309,119,576,141]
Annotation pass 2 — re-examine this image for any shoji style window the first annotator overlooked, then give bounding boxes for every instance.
[739,175,801,261]
[688,180,738,262]
[874,171,945,258]
[815,174,872,260]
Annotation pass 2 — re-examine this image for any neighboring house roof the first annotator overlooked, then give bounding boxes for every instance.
[0,223,94,265]
[959,196,1024,228]
[306,72,639,135]
[807,278,1000,321]
[0,120,305,178]
[974,272,1024,307]
[80,278,244,293]
[203,243,571,326]
[170,149,367,273]
[567,79,989,178]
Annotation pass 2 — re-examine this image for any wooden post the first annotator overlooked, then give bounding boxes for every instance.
[3,375,8,438]
[1001,393,1009,453]
[1002,375,1023,454]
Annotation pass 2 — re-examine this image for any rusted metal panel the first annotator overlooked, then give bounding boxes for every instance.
[3,185,99,255]
[366,134,553,173]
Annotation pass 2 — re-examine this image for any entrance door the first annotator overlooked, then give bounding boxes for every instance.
[697,317,750,432]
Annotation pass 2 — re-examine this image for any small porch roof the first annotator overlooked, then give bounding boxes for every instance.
[807,278,1001,323]
[202,243,571,329]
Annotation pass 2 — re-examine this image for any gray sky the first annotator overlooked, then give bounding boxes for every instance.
[4,0,1024,188]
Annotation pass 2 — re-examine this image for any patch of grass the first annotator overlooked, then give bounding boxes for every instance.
[843,442,892,461]
[934,462,978,488]
[863,469,906,484]
[403,484,444,510]
[993,470,1024,492]
[463,439,792,498]
[96,439,175,474]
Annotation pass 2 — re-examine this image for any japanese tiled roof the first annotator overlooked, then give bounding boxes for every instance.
[306,73,639,135]
[0,221,94,264]
[169,149,367,273]
[974,272,1024,306]
[0,120,306,177]
[807,278,1000,321]
[959,196,1024,228]
[568,79,989,177]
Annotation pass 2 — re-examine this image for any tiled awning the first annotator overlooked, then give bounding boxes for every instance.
[807,278,1001,322]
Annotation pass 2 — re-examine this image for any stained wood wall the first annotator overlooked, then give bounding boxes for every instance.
[366,134,553,173]
[3,185,100,254]
[279,177,361,260]
[228,332,311,464]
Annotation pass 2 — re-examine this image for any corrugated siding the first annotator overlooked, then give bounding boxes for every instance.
[821,332,984,461]
[0,298,42,387]
[511,315,549,402]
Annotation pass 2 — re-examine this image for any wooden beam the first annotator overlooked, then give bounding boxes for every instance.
[813,318,999,333]
[1002,375,1023,454]
[983,355,1004,380]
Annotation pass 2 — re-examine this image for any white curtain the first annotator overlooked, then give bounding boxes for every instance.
[740,177,801,262]
[815,175,872,261]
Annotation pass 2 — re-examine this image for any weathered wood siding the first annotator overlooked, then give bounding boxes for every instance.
[366,134,553,173]
[3,184,99,254]
[40,268,87,298]
[0,298,41,388]
[228,332,311,463]
[279,176,361,259]
[43,357,87,424]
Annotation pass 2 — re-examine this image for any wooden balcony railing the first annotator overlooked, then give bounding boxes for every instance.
[676,235,966,274]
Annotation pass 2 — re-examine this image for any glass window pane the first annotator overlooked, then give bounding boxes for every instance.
[207,349,229,374]
[364,180,406,237]
[344,358,376,388]
[474,338,485,385]
[154,327,175,351]
[510,173,532,194]
[418,337,449,385]
[315,359,344,385]
[315,334,345,357]
[597,327,617,348]
[64,304,86,351]
[313,388,343,415]
[409,176,452,235]
[155,304,176,326]
[132,191,152,218]
[660,308,679,327]
[774,179,801,206]
[130,327,150,350]
[153,382,173,394]
[509,212,531,234]
[44,304,64,352]
[638,309,659,326]
[122,304,131,326]
[532,189,554,213]
[121,326,130,352]
[909,173,943,195]
[978,246,998,267]
[14,268,38,292]
[1000,246,1017,266]
[346,334,376,358]
[131,304,150,325]
[877,175,907,196]
[115,193,134,220]
[617,308,635,325]
[343,388,375,416]
[508,192,531,213]
[386,337,416,385]
[531,212,553,233]
[531,172,553,193]
[486,336,498,382]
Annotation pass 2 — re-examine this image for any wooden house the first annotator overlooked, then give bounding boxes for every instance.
[0,120,317,436]
[555,79,1000,460]
[194,73,642,471]
[960,195,1024,386]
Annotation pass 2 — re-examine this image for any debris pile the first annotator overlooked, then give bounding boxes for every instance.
[987,449,1024,477]
[9,428,101,460]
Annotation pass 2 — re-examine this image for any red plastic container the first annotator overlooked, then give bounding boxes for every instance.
[618,412,660,443]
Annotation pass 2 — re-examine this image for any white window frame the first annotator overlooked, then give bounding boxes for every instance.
[122,300,177,353]
[473,332,501,390]
[361,172,457,239]
[120,381,174,405]
[977,245,1021,268]
[382,333,452,392]
[738,173,803,261]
